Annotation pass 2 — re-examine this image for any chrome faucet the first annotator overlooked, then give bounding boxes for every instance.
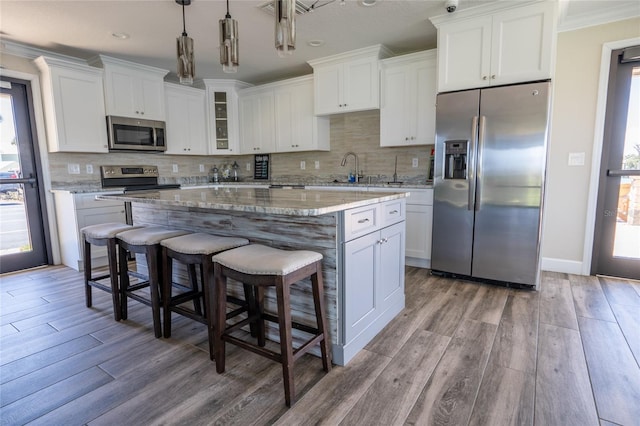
[341,152,359,183]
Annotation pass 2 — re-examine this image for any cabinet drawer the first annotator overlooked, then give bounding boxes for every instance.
[344,204,379,241]
[75,192,124,209]
[381,199,405,227]
[407,189,433,206]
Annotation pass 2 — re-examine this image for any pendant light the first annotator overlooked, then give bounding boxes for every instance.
[275,0,295,57]
[219,0,239,73]
[176,0,195,85]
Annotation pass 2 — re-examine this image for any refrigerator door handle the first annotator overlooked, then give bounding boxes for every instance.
[476,115,487,212]
[468,116,479,211]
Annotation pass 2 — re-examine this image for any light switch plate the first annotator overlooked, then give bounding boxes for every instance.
[315,161,320,169]
[300,161,306,170]
[246,163,251,171]
[199,164,205,172]
[86,164,94,174]
[412,158,419,168]
[568,152,585,166]
[172,164,179,173]
[68,163,80,174]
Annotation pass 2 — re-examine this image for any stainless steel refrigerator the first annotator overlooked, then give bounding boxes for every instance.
[431,81,551,288]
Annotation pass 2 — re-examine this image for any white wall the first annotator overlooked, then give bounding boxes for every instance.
[541,17,640,273]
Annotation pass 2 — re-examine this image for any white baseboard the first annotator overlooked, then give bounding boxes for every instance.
[541,257,584,275]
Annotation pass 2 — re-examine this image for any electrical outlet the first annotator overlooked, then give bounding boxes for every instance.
[315,161,320,170]
[68,163,80,175]
[412,158,419,168]
[86,164,94,174]
[172,164,179,173]
[199,164,205,172]
[246,163,251,171]
[300,161,306,170]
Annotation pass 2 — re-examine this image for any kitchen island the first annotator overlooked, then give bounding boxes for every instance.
[98,186,408,365]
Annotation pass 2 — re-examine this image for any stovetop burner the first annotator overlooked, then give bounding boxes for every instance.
[101,165,180,191]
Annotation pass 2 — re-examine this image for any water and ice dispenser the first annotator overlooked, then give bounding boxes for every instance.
[444,140,468,180]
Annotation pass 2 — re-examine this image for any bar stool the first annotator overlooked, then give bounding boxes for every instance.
[210,244,332,407]
[81,222,143,321]
[116,226,189,337]
[160,232,250,355]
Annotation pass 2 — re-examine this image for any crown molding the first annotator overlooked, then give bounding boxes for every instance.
[0,40,85,64]
[558,2,640,32]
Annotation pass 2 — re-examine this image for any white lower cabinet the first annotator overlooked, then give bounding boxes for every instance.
[53,191,126,271]
[341,201,405,360]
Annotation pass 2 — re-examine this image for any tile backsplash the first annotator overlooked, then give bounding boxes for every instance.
[48,110,433,187]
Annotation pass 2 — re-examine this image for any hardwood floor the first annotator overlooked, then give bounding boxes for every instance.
[1,266,639,425]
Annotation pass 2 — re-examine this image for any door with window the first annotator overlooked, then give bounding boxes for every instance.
[0,78,50,273]
[593,46,640,280]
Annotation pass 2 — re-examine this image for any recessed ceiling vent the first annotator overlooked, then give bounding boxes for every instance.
[258,0,335,16]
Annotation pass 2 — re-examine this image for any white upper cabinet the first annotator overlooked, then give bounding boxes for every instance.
[34,56,108,153]
[274,76,329,152]
[204,79,252,156]
[239,76,329,154]
[308,45,392,115]
[89,55,168,121]
[380,50,437,147]
[239,89,276,154]
[164,83,207,155]
[432,1,557,92]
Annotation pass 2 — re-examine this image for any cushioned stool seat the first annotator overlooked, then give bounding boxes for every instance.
[116,226,190,337]
[160,233,250,356]
[80,222,143,321]
[210,244,332,407]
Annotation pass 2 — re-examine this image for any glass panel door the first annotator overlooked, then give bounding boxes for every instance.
[0,78,49,273]
[593,48,640,280]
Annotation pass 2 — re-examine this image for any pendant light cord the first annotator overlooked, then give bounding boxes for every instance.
[182,2,187,36]
[226,0,231,19]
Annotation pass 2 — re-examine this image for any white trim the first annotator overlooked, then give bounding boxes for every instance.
[0,68,61,265]
[541,257,583,274]
[558,4,640,33]
[582,36,640,275]
[0,40,85,64]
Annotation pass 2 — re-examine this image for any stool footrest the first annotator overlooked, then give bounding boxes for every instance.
[261,313,321,336]
[171,306,207,324]
[90,273,110,282]
[126,281,150,292]
[87,280,113,294]
[125,291,152,307]
[224,334,282,363]
[168,290,201,306]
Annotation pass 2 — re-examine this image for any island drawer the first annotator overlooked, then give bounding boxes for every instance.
[343,204,379,241]
[381,199,405,227]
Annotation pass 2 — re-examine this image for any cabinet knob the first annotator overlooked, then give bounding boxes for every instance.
[135,110,140,114]
[491,75,496,79]
[411,136,415,140]
[405,137,409,141]
[141,111,145,115]
[482,76,487,81]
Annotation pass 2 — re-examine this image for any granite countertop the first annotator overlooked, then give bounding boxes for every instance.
[97,187,409,217]
[51,181,433,194]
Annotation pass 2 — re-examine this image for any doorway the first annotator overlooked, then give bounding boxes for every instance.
[0,77,50,273]
[592,46,640,280]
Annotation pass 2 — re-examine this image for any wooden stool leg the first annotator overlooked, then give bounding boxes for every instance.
[162,247,173,338]
[212,264,228,371]
[119,244,130,320]
[243,283,258,338]
[202,257,215,360]
[187,263,203,316]
[107,238,121,321]
[147,246,163,338]
[84,239,92,308]
[256,286,266,347]
[276,278,295,407]
[312,262,331,372]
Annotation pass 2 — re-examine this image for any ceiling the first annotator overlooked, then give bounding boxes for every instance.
[1,0,638,85]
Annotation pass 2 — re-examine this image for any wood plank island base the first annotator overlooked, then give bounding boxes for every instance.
[98,187,408,365]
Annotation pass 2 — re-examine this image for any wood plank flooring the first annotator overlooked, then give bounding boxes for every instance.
[1,266,639,425]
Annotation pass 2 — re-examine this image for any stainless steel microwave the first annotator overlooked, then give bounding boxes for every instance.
[107,116,166,152]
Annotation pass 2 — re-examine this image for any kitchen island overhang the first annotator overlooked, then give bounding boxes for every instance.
[98,187,408,365]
